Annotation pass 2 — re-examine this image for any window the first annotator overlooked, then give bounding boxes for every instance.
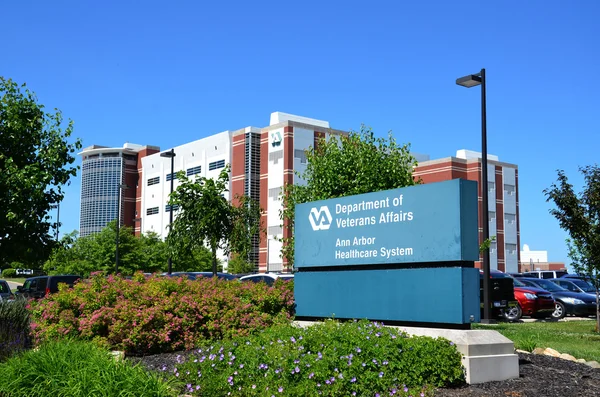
[294,149,307,164]
[147,177,160,186]
[165,204,180,212]
[268,187,282,199]
[505,243,517,254]
[146,207,159,215]
[488,181,495,191]
[504,213,516,224]
[269,150,283,164]
[504,184,516,195]
[268,226,283,236]
[488,211,496,221]
[209,160,225,171]
[187,166,201,176]
[166,173,178,181]
[490,241,497,254]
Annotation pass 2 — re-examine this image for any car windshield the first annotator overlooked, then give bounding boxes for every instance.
[572,280,596,293]
[513,279,527,287]
[528,279,566,292]
[0,282,10,293]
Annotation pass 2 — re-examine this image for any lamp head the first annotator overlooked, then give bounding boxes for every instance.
[456,74,482,88]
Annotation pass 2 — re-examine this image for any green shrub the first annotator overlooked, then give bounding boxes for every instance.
[0,299,31,362]
[515,334,538,352]
[1,268,16,278]
[166,319,465,396]
[0,339,178,397]
[30,272,295,355]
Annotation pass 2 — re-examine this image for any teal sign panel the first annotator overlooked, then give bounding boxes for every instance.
[294,267,481,324]
[294,179,478,268]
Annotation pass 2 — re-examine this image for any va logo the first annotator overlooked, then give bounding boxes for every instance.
[271,131,282,146]
[309,206,332,231]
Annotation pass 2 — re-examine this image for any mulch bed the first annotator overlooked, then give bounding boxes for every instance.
[130,352,600,397]
[435,353,600,397]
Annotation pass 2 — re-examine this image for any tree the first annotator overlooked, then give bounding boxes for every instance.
[43,224,173,277]
[544,165,600,331]
[167,166,262,276]
[227,255,256,275]
[280,126,420,265]
[0,77,82,266]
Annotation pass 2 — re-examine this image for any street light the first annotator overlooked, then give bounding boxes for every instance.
[160,148,176,275]
[50,203,60,241]
[456,68,492,323]
[115,183,129,274]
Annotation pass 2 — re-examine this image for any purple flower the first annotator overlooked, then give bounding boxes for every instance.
[252,385,256,389]
[356,347,362,353]
[290,336,296,343]
[383,361,388,365]
[295,366,300,373]
[404,386,408,392]
[325,380,331,385]
[278,386,284,393]
[351,376,356,382]
[240,364,244,368]
[196,385,200,390]
[379,371,384,378]
[309,372,315,379]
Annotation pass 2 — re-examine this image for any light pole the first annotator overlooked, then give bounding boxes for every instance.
[51,203,60,241]
[160,148,176,275]
[456,68,492,323]
[115,183,129,274]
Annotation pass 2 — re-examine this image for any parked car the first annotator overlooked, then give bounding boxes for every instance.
[560,273,597,283]
[0,280,15,302]
[503,278,555,321]
[551,278,597,296]
[519,277,596,319]
[166,272,238,281]
[521,270,569,279]
[480,270,516,319]
[239,273,294,286]
[16,275,81,299]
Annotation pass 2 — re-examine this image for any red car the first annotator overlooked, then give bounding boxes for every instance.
[503,277,555,321]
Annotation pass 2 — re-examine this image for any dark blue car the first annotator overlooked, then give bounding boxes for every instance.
[520,277,596,319]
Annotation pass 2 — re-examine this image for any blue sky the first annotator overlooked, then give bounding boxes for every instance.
[2,1,598,264]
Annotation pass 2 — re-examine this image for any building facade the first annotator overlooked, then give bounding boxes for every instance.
[80,114,521,274]
[519,244,565,273]
[79,143,159,237]
[139,131,233,239]
[413,150,520,273]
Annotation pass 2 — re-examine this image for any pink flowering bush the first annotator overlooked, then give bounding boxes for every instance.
[29,273,295,355]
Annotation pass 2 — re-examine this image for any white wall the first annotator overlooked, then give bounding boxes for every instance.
[140,131,232,268]
[266,127,285,270]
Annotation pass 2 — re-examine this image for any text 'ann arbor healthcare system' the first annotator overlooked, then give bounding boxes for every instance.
[333,194,414,260]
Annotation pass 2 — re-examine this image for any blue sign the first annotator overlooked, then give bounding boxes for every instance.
[294,179,479,267]
[295,267,481,324]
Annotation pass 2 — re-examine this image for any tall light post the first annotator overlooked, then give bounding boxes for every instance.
[456,68,492,323]
[160,148,176,275]
[51,203,60,241]
[115,183,129,274]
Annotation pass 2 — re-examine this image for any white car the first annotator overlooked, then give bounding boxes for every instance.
[239,273,294,286]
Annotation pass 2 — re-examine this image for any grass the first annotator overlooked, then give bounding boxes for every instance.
[0,277,27,287]
[474,320,600,361]
[0,339,178,397]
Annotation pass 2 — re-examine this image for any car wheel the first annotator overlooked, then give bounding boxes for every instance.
[552,301,566,319]
[503,304,522,321]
